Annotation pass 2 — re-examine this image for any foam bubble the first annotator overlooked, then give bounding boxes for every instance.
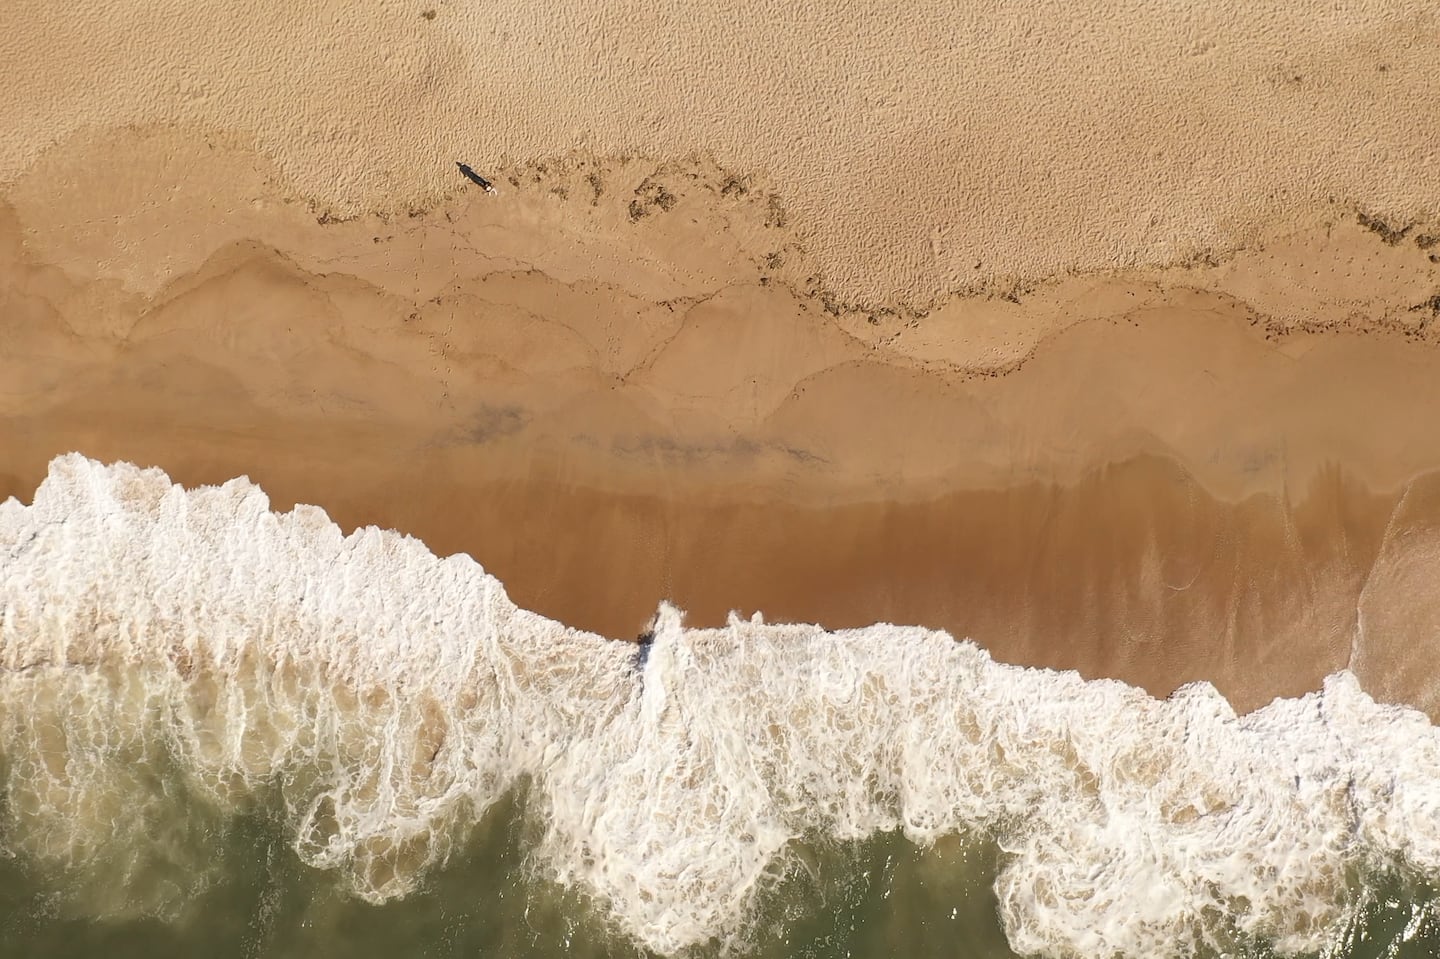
[4,455,1440,956]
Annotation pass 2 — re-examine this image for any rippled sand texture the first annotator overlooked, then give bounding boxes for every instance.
[3,3,1440,716]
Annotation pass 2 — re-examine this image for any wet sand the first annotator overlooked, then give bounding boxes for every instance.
[11,9,1440,959]
[4,3,1440,717]
[4,149,1440,716]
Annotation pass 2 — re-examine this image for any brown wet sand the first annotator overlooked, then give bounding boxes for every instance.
[6,445,1395,716]
[4,139,1440,716]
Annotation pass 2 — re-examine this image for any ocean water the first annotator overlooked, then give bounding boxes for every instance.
[2,454,1440,958]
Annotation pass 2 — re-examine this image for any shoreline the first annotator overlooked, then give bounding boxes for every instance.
[4,135,1440,718]
[7,453,1440,959]
[7,6,1440,955]
[0,441,1422,716]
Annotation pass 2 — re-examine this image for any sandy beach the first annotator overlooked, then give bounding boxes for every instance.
[6,170,1440,716]
[12,6,1440,956]
[3,0,1440,720]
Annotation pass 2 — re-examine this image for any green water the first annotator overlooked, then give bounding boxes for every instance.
[0,796,1010,958]
[0,786,1436,959]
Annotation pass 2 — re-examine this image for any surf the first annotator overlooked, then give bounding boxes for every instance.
[4,454,1440,957]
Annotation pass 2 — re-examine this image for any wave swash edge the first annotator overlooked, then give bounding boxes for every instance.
[2,455,1440,957]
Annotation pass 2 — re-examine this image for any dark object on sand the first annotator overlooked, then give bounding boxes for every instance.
[634,628,655,672]
[456,162,496,193]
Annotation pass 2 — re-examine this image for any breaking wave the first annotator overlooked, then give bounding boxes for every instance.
[3,455,1440,957]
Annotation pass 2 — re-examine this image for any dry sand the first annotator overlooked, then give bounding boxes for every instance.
[4,2,1440,715]
[4,0,1439,305]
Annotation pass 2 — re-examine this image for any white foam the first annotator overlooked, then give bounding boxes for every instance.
[3,454,1440,955]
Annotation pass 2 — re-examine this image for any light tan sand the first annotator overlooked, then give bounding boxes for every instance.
[3,0,1439,305]
[4,4,1440,715]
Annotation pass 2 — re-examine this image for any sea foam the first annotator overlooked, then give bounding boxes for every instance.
[3,455,1440,957]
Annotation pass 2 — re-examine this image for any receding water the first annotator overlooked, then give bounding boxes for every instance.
[6,455,1440,958]
[0,778,1024,959]
[0,784,1437,959]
